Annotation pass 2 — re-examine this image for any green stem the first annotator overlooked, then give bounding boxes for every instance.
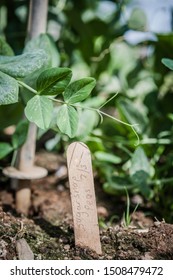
[98,92,119,109]
[17,82,140,145]
[48,97,140,145]
[48,97,65,104]
[18,80,37,94]
[14,78,141,145]
[149,177,173,186]
[141,138,171,145]
[98,110,138,128]
[76,105,139,145]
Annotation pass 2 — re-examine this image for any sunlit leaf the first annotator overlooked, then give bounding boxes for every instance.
[162,58,173,70]
[63,77,96,104]
[24,95,53,129]
[0,50,47,78]
[37,67,72,95]
[24,34,60,67]
[57,104,78,138]
[76,109,99,140]
[0,71,19,105]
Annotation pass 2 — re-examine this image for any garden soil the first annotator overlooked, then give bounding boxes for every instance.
[1,151,173,260]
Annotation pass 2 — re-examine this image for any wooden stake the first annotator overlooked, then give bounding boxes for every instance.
[67,142,102,255]
[14,0,48,215]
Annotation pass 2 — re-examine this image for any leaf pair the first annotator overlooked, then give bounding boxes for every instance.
[34,66,95,102]
[25,67,96,137]
[57,77,96,137]
[24,67,72,130]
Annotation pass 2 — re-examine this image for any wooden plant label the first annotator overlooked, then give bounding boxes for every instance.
[67,142,102,255]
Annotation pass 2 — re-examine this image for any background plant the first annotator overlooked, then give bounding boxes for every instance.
[1,0,173,222]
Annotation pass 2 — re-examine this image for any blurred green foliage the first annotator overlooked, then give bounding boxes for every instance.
[1,0,173,222]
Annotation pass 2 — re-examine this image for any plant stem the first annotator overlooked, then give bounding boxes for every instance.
[149,177,173,186]
[49,97,65,104]
[98,92,119,109]
[18,80,37,94]
[20,77,139,145]
[141,138,171,145]
[49,97,140,145]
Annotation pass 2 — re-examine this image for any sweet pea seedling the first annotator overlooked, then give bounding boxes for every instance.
[0,1,139,216]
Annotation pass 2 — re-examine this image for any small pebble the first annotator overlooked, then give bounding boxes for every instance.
[55,165,68,180]
[107,255,113,260]
[57,184,65,192]
[59,237,69,244]
[73,256,81,260]
[64,244,70,251]
[16,238,34,260]
[131,194,143,205]
[97,206,108,218]
[101,236,109,243]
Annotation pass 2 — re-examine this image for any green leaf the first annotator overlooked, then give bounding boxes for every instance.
[0,50,48,78]
[131,171,151,197]
[0,142,13,159]
[130,147,151,197]
[12,120,29,149]
[0,71,19,105]
[161,58,173,70]
[94,151,122,164]
[57,104,78,138]
[24,34,60,67]
[0,36,14,56]
[76,109,99,140]
[20,35,58,101]
[46,35,61,67]
[63,77,96,104]
[117,98,148,134]
[128,8,147,31]
[24,95,53,129]
[0,103,23,130]
[130,147,150,176]
[37,67,72,95]
[103,176,133,195]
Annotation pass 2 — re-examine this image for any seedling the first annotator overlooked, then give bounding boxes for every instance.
[122,188,139,227]
[0,1,139,216]
[67,142,102,254]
